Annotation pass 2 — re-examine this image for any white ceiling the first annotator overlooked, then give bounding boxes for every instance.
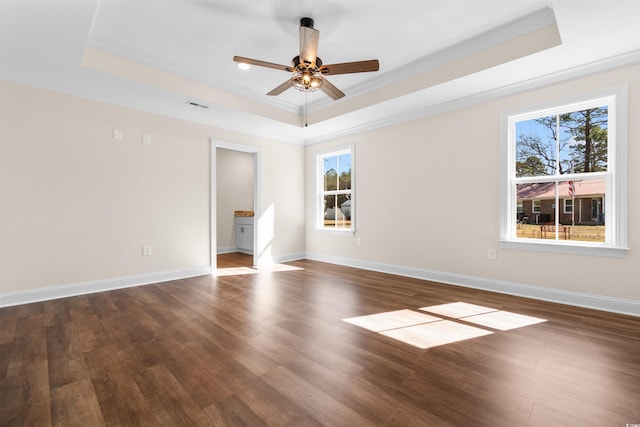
[1,0,639,144]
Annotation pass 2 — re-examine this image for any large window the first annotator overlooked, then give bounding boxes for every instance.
[317,148,353,230]
[500,88,628,257]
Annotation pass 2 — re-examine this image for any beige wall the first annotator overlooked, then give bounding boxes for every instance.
[305,64,639,303]
[216,148,254,250]
[1,63,637,307]
[0,81,305,294]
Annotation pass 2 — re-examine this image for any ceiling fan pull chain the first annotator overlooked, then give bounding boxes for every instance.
[304,92,309,127]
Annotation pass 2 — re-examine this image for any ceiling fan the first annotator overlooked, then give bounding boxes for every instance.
[233,17,379,100]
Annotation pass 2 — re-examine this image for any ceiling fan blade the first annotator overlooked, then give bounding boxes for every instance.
[267,79,292,96]
[320,60,379,75]
[319,78,345,100]
[299,25,319,66]
[233,56,293,72]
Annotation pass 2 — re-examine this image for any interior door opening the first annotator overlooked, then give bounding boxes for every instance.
[211,140,261,272]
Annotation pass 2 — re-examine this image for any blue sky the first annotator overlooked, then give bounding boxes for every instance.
[323,153,351,175]
[516,116,576,174]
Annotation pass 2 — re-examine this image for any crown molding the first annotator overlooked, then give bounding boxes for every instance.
[303,49,640,146]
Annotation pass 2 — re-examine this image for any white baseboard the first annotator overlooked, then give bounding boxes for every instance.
[0,265,212,308]
[304,252,640,317]
[0,251,308,308]
[216,246,236,254]
[5,254,637,317]
[273,252,306,264]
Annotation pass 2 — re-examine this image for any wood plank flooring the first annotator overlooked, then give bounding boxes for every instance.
[1,255,639,426]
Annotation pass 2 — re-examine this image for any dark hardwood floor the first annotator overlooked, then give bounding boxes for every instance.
[217,252,253,268]
[1,258,638,426]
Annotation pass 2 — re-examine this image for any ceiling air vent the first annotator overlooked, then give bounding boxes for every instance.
[186,100,209,109]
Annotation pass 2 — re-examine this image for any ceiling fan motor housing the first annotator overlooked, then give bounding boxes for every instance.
[300,17,314,28]
[292,55,322,69]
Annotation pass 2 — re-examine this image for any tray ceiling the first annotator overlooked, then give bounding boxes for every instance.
[1,0,639,144]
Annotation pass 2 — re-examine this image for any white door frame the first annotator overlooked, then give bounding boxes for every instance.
[210,139,261,271]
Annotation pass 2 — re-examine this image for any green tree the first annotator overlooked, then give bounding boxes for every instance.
[516,156,547,177]
[339,169,351,190]
[565,107,608,173]
[516,132,562,176]
[324,168,337,191]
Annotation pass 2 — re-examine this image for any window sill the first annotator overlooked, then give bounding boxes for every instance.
[499,239,628,258]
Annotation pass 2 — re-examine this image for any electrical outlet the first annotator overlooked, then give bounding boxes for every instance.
[356,238,362,246]
[488,248,497,260]
[142,134,151,145]
[142,246,151,256]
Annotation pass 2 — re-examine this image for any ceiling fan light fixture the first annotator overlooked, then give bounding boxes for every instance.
[291,69,323,92]
[234,17,378,100]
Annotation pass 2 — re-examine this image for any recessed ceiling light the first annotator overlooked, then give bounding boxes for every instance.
[237,63,250,71]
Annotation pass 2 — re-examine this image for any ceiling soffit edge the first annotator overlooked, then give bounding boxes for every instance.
[80,47,302,126]
[306,8,559,114]
[85,37,302,115]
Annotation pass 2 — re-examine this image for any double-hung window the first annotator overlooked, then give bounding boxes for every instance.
[500,87,628,257]
[317,148,353,231]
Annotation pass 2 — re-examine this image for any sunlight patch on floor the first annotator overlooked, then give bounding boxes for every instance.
[343,309,440,332]
[343,301,547,349]
[462,310,547,331]
[419,301,498,318]
[216,264,303,276]
[380,320,493,349]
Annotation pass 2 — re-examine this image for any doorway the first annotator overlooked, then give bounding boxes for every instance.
[211,140,261,272]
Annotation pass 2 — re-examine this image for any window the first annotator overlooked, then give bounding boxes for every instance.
[563,199,573,214]
[500,87,628,257]
[317,148,353,230]
[532,200,541,213]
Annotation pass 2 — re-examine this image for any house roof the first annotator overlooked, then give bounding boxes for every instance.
[517,179,605,200]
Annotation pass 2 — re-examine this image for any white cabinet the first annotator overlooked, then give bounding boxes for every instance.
[235,216,254,253]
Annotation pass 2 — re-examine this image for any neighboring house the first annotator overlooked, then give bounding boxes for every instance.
[324,200,351,220]
[517,179,605,225]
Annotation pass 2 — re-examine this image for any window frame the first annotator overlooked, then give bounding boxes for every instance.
[563,199,573,214]
[316,146,355,233]
[532,199,541,213]
[499,86,628,258]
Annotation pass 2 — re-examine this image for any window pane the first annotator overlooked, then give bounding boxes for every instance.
[515,116,556,177]
[338,153,351,190]
[565,107,608,174]
[571,193,605,243]
[323,194,351,229]
[517,182,553,225]
[324,156,337,191]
